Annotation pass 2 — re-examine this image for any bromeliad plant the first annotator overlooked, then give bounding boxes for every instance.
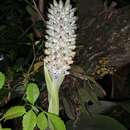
[44,0,77,116]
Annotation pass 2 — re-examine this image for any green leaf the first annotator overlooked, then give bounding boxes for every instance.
[0,72,5,90]
[2,106,26,120]
[47,113,66,130]
[67,113,127,130]
[87,101,116,114]
[44,63,64,91]
[26,83,40,105]
[22,110,37,130]
[37,112,48,130]
[78,86,99,114]
[44,64,53,93]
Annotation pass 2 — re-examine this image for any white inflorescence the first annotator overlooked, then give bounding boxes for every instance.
[44,0,77,80]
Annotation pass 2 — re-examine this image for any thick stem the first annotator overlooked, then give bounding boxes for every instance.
[48,87,59,130]
[44,64,63,130]
[48,87,59,115]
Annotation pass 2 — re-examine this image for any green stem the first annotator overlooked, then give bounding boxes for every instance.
[44,64,63,130]
[48,87,59,115]
[47,86,59,130]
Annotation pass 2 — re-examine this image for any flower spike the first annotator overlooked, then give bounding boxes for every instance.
[44,0,77,82]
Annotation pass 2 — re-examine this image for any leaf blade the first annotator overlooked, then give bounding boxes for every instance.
[26,83,40,105]
[44,64,53,93]
[67,114,127,130]
[37,112,48,130]
[22,110,37,130]
[0,72,5,90]
[2,106,26,120]
[47,113,66,130]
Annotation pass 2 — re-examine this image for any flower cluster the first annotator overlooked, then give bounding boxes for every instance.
[44,0,77,80]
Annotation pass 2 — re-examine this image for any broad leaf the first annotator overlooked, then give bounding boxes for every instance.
[2,106,26,120]
[37,112,48,130]
[78,86,99,114]
[0,72,5,89]
[22,110,37,130]
[47,113,66,130]
[87,101,116,114]
[67,113,127,130]
[26,83,40,105]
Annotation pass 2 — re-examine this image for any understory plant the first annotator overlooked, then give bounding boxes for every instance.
[0,0,77,130]
[44,0,77,129]
[0,74,66,130]
[44,0,77,115]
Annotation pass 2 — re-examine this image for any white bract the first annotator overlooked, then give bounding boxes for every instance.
[44,0,77,82]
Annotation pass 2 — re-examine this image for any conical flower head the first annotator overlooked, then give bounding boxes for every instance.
[44,0,77,82]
